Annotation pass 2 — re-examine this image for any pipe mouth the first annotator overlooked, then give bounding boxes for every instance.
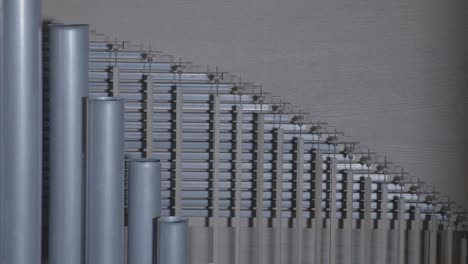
[48,23,89,28]
[88,96,123,102]
[158,216,187,224]
[131,158,161,163]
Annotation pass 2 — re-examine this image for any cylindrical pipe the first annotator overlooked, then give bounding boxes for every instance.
[86,97,125,264]
[0,0,42,263]
[461,237,467,264]
[370,228,386,264]
[48,24,89,264]
[157,217,189,264]
[440,228,453,264]
[128,159,162,264]
[406,228,421,264]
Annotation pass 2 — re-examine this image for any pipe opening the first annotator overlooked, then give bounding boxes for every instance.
[131,158,161,163]
[48,23,89,28]
[158,216,187,224]
[89,96,123,101]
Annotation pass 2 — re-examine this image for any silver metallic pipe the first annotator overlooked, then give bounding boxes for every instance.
[48,24,89,264]
[157,217,188,264]
[86,97,125,264]
[128,159,162,264]
[0,0,42,263]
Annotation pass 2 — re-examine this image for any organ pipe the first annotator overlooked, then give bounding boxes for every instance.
[86,97,125,264]
[0,0,43,263]
[461,237,467,264]
[47,24,89,264]
[128,159,162,264]
[157,217,189,264]
[1,0,468,262]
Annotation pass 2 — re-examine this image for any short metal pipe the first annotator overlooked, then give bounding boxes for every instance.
[86,97,125,264]
[128,159,162,264]
[157,217,188,264]
[48,24,89,264]
[0,0,42,263]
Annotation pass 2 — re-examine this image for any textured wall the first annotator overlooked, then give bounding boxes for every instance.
[43,0,468,206]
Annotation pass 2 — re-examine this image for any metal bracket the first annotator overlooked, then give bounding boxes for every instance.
[111,66,120,97]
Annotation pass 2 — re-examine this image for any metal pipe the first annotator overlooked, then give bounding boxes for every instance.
[157,216,188,264]
[48,24,89,264]
[397,198,406,264]
[441,226,453,264]
[0,0,42,263]
[86,97,125,264]
[234,105,243,264]
[294,137,304,264]
[406,208,421,264]
[313,150,323,264]
[128,159,162,264]
[461,237,467,264]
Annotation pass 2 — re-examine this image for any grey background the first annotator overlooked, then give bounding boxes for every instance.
[43,0,468,206]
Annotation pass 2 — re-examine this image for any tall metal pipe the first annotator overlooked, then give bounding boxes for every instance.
[0,0,42,263]
[86,97,125,264]
[128,159,162,264]
[47,24,89,264]
[157,217,188,264]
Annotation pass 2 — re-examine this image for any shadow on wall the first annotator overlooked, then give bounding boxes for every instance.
[42,19,51,263]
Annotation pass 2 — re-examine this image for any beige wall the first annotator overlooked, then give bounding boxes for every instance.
[43,0,468,206]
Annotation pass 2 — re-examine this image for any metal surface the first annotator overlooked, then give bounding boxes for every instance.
[157,216,188,264]
[47,24,89,264]
[0,0,42,263]
[128,159,162,264]
[86,97,125,264]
